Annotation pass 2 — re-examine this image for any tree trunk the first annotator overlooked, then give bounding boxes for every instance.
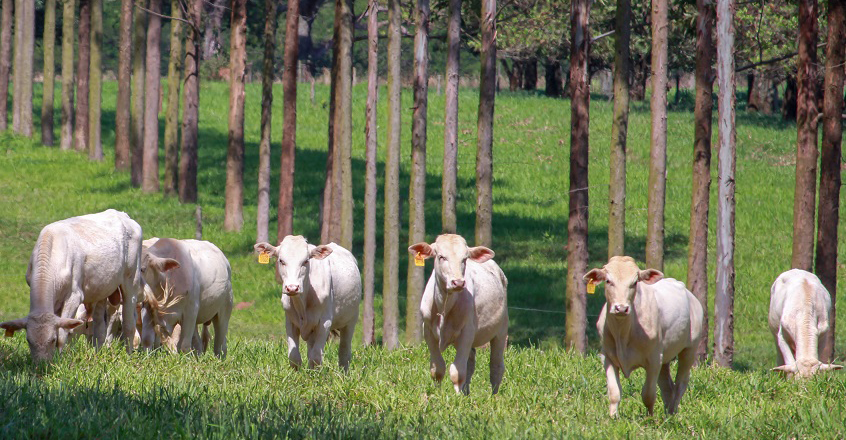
[59,0,74,150]
[362,0,378,346]
[646,0,669,271]
[565,0,590,353]
[476,0,495,248]
[714,0,736,368]
[523,58,537,91]
[179,0,202,203]
[11,0,20,133]
[333,0,354,250]
[142,0,161,192]
[74,0,90,151]
[782,75,798,121]
[320,69,337,244]
[257,0,277,244]
[41,0,57,146]
[630,55,648,101]
[0,0,11,132]
[130,0,146,186]
[406,0,429,345]
[88,0,103,160]
[202,0,227,59]
[163,0,183,196]
[792,0,819,271]
[817,0,844,362]
[545,58,562,97]
[114,0,133,168]
[382,0,401,351]
[608,0,630,258]
[689,0,714,364]
[224,0,247,231]
[278,0,299,240]
[442,0,460,234]
[17,0,33,136]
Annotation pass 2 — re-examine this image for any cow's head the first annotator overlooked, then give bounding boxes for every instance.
[254,236,332,296]
[773,358,844,379]
[408,234,495,293]
[1,313,83,363]
[584,256,663,317]
[140,248,181,298]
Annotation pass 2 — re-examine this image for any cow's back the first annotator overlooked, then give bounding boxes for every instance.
[467,259,508,346]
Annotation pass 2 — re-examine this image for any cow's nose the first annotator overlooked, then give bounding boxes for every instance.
[612,304,630,315]
[285,284,300,293]
[449,279,465,290]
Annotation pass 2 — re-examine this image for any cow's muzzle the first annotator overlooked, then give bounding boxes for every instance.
[284,284,300,296]
[610,304,630,316]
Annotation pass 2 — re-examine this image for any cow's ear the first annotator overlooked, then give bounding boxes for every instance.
[254,242,279,257]
[638,269,663,285]
[0,317,28,337]
[310,245,333,260]
[772,364,797,374]
[57,318,84,330]
[583,268,606,284]
[152,257,180,273]
[468,246,495,263]
[408,242,434,259]
[820,363,844,371]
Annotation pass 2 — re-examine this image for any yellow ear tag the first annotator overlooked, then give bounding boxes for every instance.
[414,252,425,267]
[586,281,596,294]
[258,252,270,264]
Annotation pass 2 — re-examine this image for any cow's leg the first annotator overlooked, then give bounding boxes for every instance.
[178,305,199,354]
[460,348,476,395]
[58,290,83,350]
[489,332,507,395]
[641,362,660,416]
[306,319,331,369]
[338,323,355,371]
[122,274,143,355]
[449,329,475,395]
[423,321,446,382]
[604,355,623,418]
[657,362,676,414]
[285,317,302,370]
[670,347,696,414]
[776,325,796,367]
[213,309,231,359]
[91,301,109,347]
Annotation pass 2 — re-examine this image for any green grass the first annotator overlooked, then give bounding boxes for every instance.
[1,81,845,437]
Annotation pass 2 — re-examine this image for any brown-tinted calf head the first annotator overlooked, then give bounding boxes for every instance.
[583,256,663,317]
[1,313,83,363]
[408,234,494,293]
[254,235,332,296]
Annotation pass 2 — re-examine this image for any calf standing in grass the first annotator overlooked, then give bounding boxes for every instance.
[409,234,508,395]
[768,269,842,378]
[585,256,703,417]
[255,236,361,371]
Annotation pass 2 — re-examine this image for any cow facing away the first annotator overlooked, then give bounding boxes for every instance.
[585,256,704,417]
[254,236,361,371]
[768,269,842,378]
[140,238,234,358]
[408,234,509,395]
[0,209,143,362]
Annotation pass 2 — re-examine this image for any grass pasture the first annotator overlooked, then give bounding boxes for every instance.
[1,81,845,437]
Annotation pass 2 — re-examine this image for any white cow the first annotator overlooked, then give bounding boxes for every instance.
[0,209,143,362]
[408,234,509,395]
[585,256,704,417]
[769,269,842,378]
[140,238,234,358]
[254,236,361,371]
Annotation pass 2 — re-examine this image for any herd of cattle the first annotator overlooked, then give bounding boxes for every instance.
[0,209,841,417]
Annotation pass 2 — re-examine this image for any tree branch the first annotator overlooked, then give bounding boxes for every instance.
[735,42,827,73]
[134,0,198,33]
[591,30,614,43]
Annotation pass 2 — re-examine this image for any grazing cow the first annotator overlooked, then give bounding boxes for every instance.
[254,236,361,371]
[768,269,842,378]
[408,234,508,395]
[0,209,143,362]
[140,238,234,358]
[585,256,703,417]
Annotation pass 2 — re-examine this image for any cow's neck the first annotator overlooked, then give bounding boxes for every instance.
[433,279,459,318]
[29,232,62,314]
[288,287,310,328]
[795,293,820,363]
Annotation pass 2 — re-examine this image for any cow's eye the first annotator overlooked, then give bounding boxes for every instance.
[607,281,614,287]
[438,256,446,262]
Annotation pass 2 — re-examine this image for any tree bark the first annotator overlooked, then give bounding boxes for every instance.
[817,0,844,362]
[442,0,460,234]
[11,0,21,133]
[792,0,819,271]
[320,69,337,244]
[41,0,57,146]
[782,75,798,121]
[88,0,103,160]
[565,0,590,353]
[406,0,429,345]
[362,0,378,346]
[630,55,648,101]
[332,0,354,250]
[202,0,227,59]
[131,0,147,186]
[714,0,736,368]
[163,0,183,196]
[179,0,202,203]
[17,0,33,136]
[689,0,714,364]
[523,58,537,91]
[142,0,161,192]
[257,0,277,244]
[544,58,562,97]
[74,0,90,151]
[0,0,11,132]
[278,0,299,239]
[476,0,496,248]
[225,0,247,231]
[608,0,630,258]
[114,0,133,168]
[646,0,669,271]
[382,0,401,351]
